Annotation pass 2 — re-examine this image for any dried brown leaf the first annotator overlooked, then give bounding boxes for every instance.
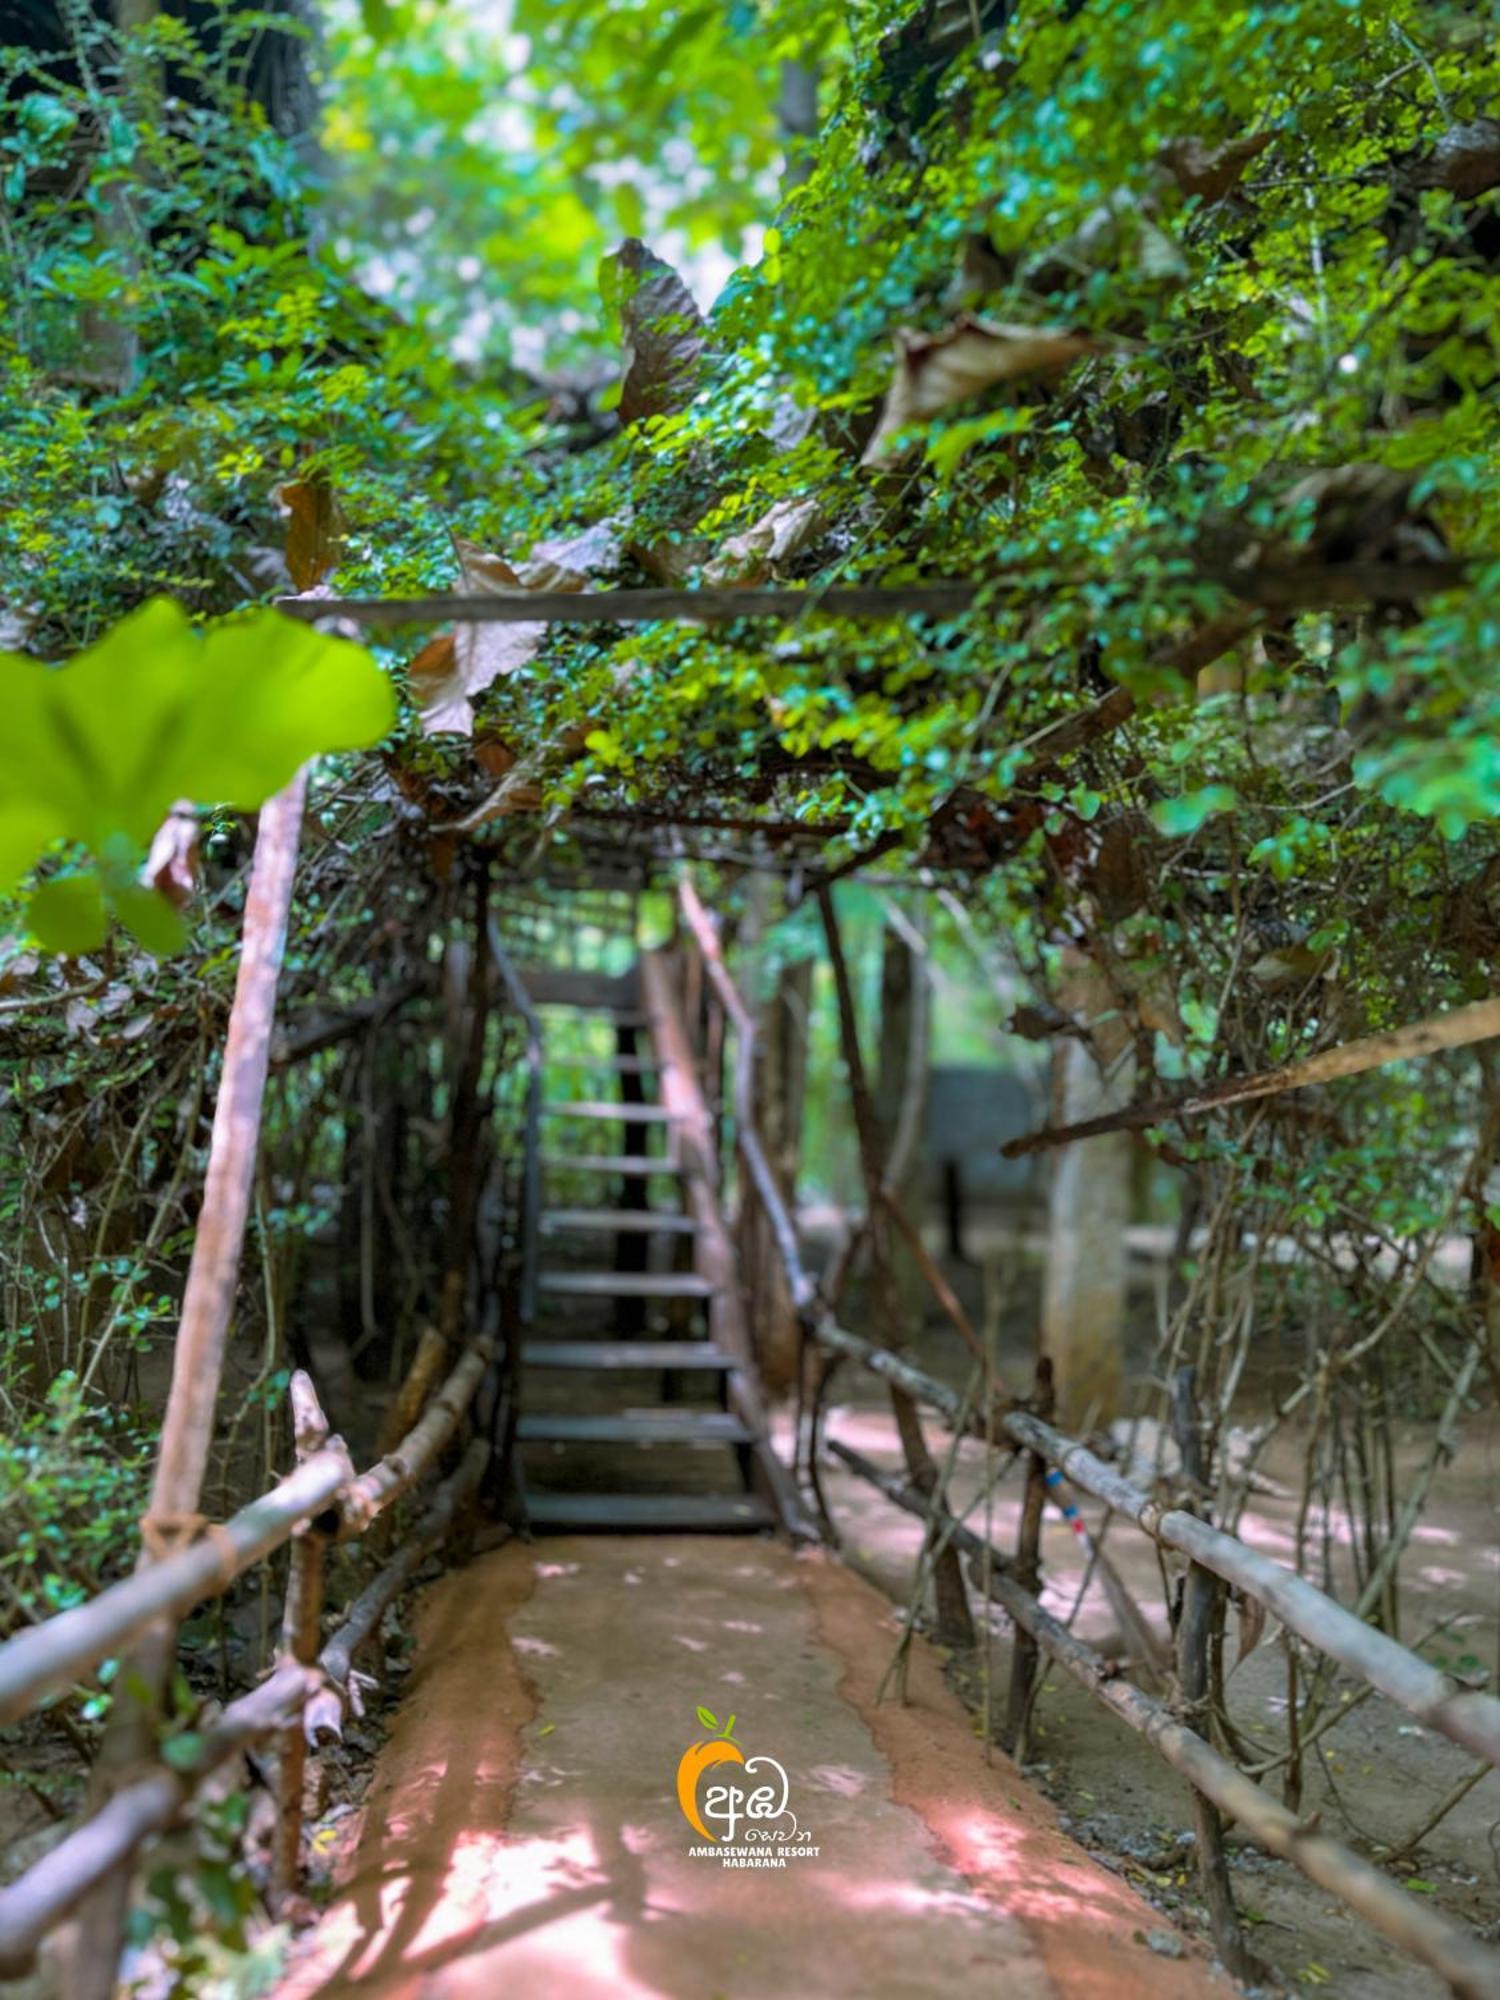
[473,736,518,778]
[1413,118,1500,200]
[278,476,347,592]
[138,800,199,909]
[516,520,622,592]
[703,497,827,585]
[862,314,1093,465]
[1158,131,1273,202]
[421,544,542,738]
[607,239,708,427]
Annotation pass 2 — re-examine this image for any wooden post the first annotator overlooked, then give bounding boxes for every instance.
[436,869,493,1349]
[1171,1365,1260,1979]
[1040,947,1132,1429]
[273,1374,332,1902]
[66,772,307,2000]
[816,884,973,1649]
[1005,1357,1053,1753]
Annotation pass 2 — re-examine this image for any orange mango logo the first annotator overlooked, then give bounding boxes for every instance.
[675,1706,744,1840]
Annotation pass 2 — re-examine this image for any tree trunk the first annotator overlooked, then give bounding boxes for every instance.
[1041,947,1132,1430]
[876,915,930,1326]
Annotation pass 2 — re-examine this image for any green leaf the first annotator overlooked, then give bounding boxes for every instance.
[695,1705,719,1732]
[160,1730,204,1773]
[1,601,395,944]
[1150,785,1238,837]
[114,884,188,957]
[27,875,105,953]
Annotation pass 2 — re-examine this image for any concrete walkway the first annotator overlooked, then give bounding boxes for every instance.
[279,1539,1228,2000]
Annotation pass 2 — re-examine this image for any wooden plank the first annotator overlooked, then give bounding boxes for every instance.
[537,1270,717,1300]
[524,1492,774,1532]
[540,1154,684,1178]
[540,1208,697,1235]
[520,966,640,1010]
[521,1341,733,1370]
[543,1100,676,1122]
[550,1054,660,1073]
[275,582,981,629]
[517,1410,753,1445]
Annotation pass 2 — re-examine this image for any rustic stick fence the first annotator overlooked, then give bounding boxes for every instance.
[0,1342,493,1977]
[0,773,497,1986]
[673,875,1500,2000]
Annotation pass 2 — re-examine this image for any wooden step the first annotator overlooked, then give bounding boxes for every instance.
[540,1155,684,1178]
[522,1341,734,1370]
[518,1410,753,1446]
[543,1100,675,1123]
[540,1208,697,1235]
[524,1492,774,1533]
[523,968,640,1010]
[550,1054,659,1074]
[537,1270,717,1300]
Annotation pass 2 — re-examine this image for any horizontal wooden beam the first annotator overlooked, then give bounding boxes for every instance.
[1003,994,1500,1157]
[273,557,1479,633]
[0,1454,349,1729]
[275,583,981,628]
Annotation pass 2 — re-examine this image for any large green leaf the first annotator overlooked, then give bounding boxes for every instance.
[2,601,395,951]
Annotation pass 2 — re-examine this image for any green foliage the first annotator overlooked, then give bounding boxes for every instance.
[0,1372,151,1624]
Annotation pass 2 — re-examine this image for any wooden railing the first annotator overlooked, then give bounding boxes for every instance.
[673,874,1500,2000]
[0,780,504,1989]
[0,1341,492,1978]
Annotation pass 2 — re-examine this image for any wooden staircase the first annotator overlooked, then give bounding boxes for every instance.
[512,983,779,1535]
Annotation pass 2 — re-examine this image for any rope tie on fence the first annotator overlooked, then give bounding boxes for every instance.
[138,1512,242,1593]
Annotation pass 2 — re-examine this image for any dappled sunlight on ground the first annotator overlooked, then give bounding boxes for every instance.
[278,1537,1223,2000]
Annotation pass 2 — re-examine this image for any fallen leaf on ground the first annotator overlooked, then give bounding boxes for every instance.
[862,314,1093,464]
[1158,131,1273,201]
[704,496,827,584]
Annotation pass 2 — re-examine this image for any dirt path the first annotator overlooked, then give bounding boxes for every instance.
[279,1537,1225,2000]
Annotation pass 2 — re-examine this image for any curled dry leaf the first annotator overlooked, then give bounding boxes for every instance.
[416,525,621,738]
[473,736,518,779]
[138,799,199,909]
[277,475,347,592]
[455,661,638,833]
[703,496,827,585]
[628,533,715,586]
[606,238,708,427]
[1158,130,1273,202]
[1413,118,1500,200]
[862,314,1093,465]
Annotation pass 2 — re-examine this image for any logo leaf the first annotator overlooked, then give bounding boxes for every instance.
[695,1705,718,1733]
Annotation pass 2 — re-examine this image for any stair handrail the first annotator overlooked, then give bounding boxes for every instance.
[487,913,544,1332]
[676,872,818,1315]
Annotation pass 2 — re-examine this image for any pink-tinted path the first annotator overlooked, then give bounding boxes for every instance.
[277,1539,1229,2000]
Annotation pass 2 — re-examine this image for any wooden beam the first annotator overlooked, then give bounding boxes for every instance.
[276,583,981,628]
[274,558,1478,632]
[1003,994,1500,1158]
